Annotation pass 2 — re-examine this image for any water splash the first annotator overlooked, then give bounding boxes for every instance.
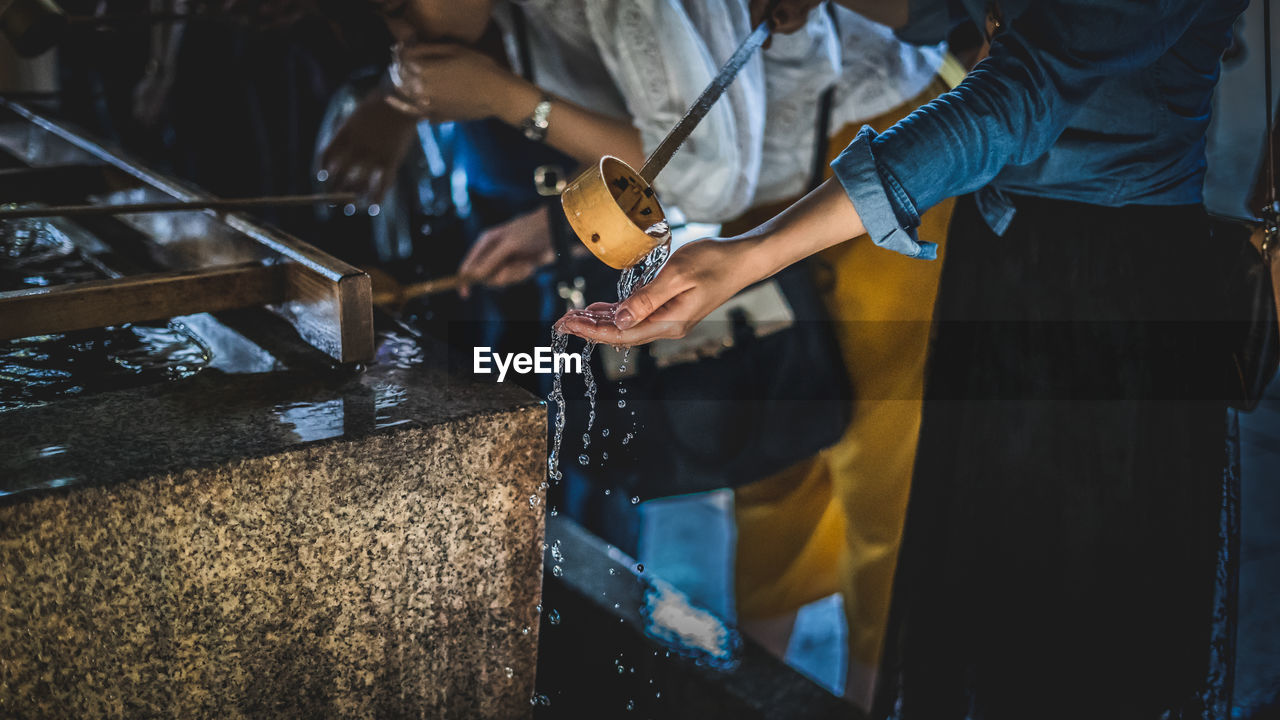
[546,330,571,484]
[582,340,599,432]
[545,231,669,489]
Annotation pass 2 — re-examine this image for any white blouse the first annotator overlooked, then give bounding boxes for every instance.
[753,7,945,207]
[498,0,766,224]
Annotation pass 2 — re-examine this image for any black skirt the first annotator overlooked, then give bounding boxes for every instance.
[874,194,1239,720]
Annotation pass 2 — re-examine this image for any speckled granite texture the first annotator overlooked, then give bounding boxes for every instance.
[0,329,547,719]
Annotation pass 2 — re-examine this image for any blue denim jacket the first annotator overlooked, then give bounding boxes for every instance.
[829,0,1248,259]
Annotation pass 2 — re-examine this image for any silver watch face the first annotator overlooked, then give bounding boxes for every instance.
[523,101,552,141]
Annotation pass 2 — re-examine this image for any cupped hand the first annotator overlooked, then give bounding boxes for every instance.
[319,92,419,203]
[391,42,525,123]
[555,235,772,347]
[456,206,556,298]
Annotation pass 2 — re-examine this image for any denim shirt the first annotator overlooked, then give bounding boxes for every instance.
[829,0,1248,259]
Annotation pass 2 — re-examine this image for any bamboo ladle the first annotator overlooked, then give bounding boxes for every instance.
[559,12,776,269]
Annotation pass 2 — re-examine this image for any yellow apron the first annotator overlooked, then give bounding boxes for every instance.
[731,72,958,667]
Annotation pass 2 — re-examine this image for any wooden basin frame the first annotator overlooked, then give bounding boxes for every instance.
[0,100,373,363]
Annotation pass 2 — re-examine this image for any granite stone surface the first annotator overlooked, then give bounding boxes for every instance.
[0,325,547,719]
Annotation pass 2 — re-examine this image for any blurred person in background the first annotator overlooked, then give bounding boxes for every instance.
[323,0,765,289]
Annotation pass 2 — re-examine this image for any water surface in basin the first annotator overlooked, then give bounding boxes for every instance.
[2,214,214,412]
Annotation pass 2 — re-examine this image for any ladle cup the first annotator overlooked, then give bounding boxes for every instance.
[560,156,668,271]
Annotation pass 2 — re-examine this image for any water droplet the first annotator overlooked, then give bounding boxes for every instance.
[604,488,611,496]
[622,433,634,445]
[601,428,610,437]
[536,604,543,613]
[316,168,330,182]
[578,453,589,466]
[617,399,627,408]
[617,665,625,674]
[505,666,514,678]
[636,563,644,573]
[552,565,563,577]
[630,496,639,505]
[608,567,617,575]
[522,626,531,636]
[602,451,609,460]
[613,602,621,610]
[548,609,561,625]
[549,508,559,517]
[619,387,627,395]
[530,495,541,507]
[582,432,591,447]
[626,700,635,711]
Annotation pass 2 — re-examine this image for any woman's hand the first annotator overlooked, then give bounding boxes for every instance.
[556,178,870,347]
[319,92,420,203]
[457,206,556,298]
[556,234,775,346]
[391,42,536,123]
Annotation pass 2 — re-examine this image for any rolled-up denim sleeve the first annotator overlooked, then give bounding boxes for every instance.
[829,0,1213,259]
[831,126,937,259]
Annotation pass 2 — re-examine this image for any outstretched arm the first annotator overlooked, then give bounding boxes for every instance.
[559,177,863,345]
[562,0,1219,346]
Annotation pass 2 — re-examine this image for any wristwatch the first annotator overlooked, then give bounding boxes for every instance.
[521,95,554,143]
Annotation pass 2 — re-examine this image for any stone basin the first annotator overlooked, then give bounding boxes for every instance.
[0,318,547,718]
